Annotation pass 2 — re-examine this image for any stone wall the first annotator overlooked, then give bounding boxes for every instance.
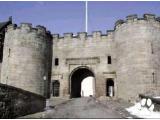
[0,23,52,96]
[52,31,116,98]
[0,83,45,118]
[114,14,160,101]
[52,13,160,102]
[1,13,160,102]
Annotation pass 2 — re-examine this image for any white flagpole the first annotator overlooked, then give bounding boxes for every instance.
[85,0,88,33]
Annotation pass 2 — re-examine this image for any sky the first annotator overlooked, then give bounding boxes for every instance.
[0,1,160,35]
[81,77,94,96]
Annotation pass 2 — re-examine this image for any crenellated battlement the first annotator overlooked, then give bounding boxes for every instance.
[6,23,51,37]
[52,14,160,47]
[64,33,73,39]
[107,30,114,36]
[115,19,125,29]
[52,13,160,46]
[20,23,32,30]
[92,31,102,38]
[115,13,160,29]
[143,14,155,20]
[126,14,138,21]
[36,25,46,35]
[78,32,87,39]
[52,30,114,43]
[52,34,59,39]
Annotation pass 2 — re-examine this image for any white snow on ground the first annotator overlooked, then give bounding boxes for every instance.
[154,96,160,99]
[126,102,160,118]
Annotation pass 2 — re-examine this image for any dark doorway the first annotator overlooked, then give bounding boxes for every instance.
[108,56,112,64]
[70,67,95,98]
[55,58,59,66]
[106,78,114,97]
[52,80,60,97]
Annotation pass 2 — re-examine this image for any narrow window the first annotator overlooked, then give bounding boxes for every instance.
[8,48,11,57]
[106,78,114,97]
[55,58,59,66]
[151,43,154,54]
[152,72,155,83]
[108,56,111,64]
[52,80,60,97]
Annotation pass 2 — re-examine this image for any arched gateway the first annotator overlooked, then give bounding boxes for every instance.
[69,67,96,98]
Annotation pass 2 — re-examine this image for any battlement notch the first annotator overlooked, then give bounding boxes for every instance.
[126,14,138,22]
[64,33,73,39]
[107,30,114,36]
[92,31,102,38]
[115,19,125,29]
[20,23,32,32]
[78,32,87,39]
[143,14,155,21]
[36,25,46,35]
[52,34,59,39]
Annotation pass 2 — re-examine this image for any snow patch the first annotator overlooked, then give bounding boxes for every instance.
[154,96,160,99]
[126,102,160,118]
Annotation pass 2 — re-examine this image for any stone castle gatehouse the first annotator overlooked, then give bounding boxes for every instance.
[1,14,160,102]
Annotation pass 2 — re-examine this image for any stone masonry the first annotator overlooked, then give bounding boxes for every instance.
[0,23,52,96]
[1,14,160,102]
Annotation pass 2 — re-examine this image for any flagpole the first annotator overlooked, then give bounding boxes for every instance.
[85,0,88,33]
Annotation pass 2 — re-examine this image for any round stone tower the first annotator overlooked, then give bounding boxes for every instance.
[0,23,52,96]
[114,14,160,101]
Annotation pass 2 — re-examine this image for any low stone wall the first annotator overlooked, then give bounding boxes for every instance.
[0,83,46,118]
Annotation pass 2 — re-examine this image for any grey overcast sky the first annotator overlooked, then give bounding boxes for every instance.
[0,1,160,35]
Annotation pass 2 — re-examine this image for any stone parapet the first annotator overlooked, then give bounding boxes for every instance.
[115,13,160,30]
[52,30,114,44]
[6,23,50,37]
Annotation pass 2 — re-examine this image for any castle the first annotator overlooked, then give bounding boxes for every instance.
[0,13,160,102]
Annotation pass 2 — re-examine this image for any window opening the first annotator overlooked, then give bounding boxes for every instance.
[106,78,114,97]
[52,80,60,97]
[108,56,111,64]
[55,58,59,66]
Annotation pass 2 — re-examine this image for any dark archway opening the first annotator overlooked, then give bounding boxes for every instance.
[70,67,95,98]
[106,78,114,97]
[52,80,60,97]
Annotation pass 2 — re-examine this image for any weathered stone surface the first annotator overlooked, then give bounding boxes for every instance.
[52,14,160,102]
[0,83,45,118]
[1,14,160,103]
[52,29,116,98]
[0,23,52,96]
[114,16,160,101]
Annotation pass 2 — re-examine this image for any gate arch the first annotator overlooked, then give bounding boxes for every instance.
[69,66,96,98]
